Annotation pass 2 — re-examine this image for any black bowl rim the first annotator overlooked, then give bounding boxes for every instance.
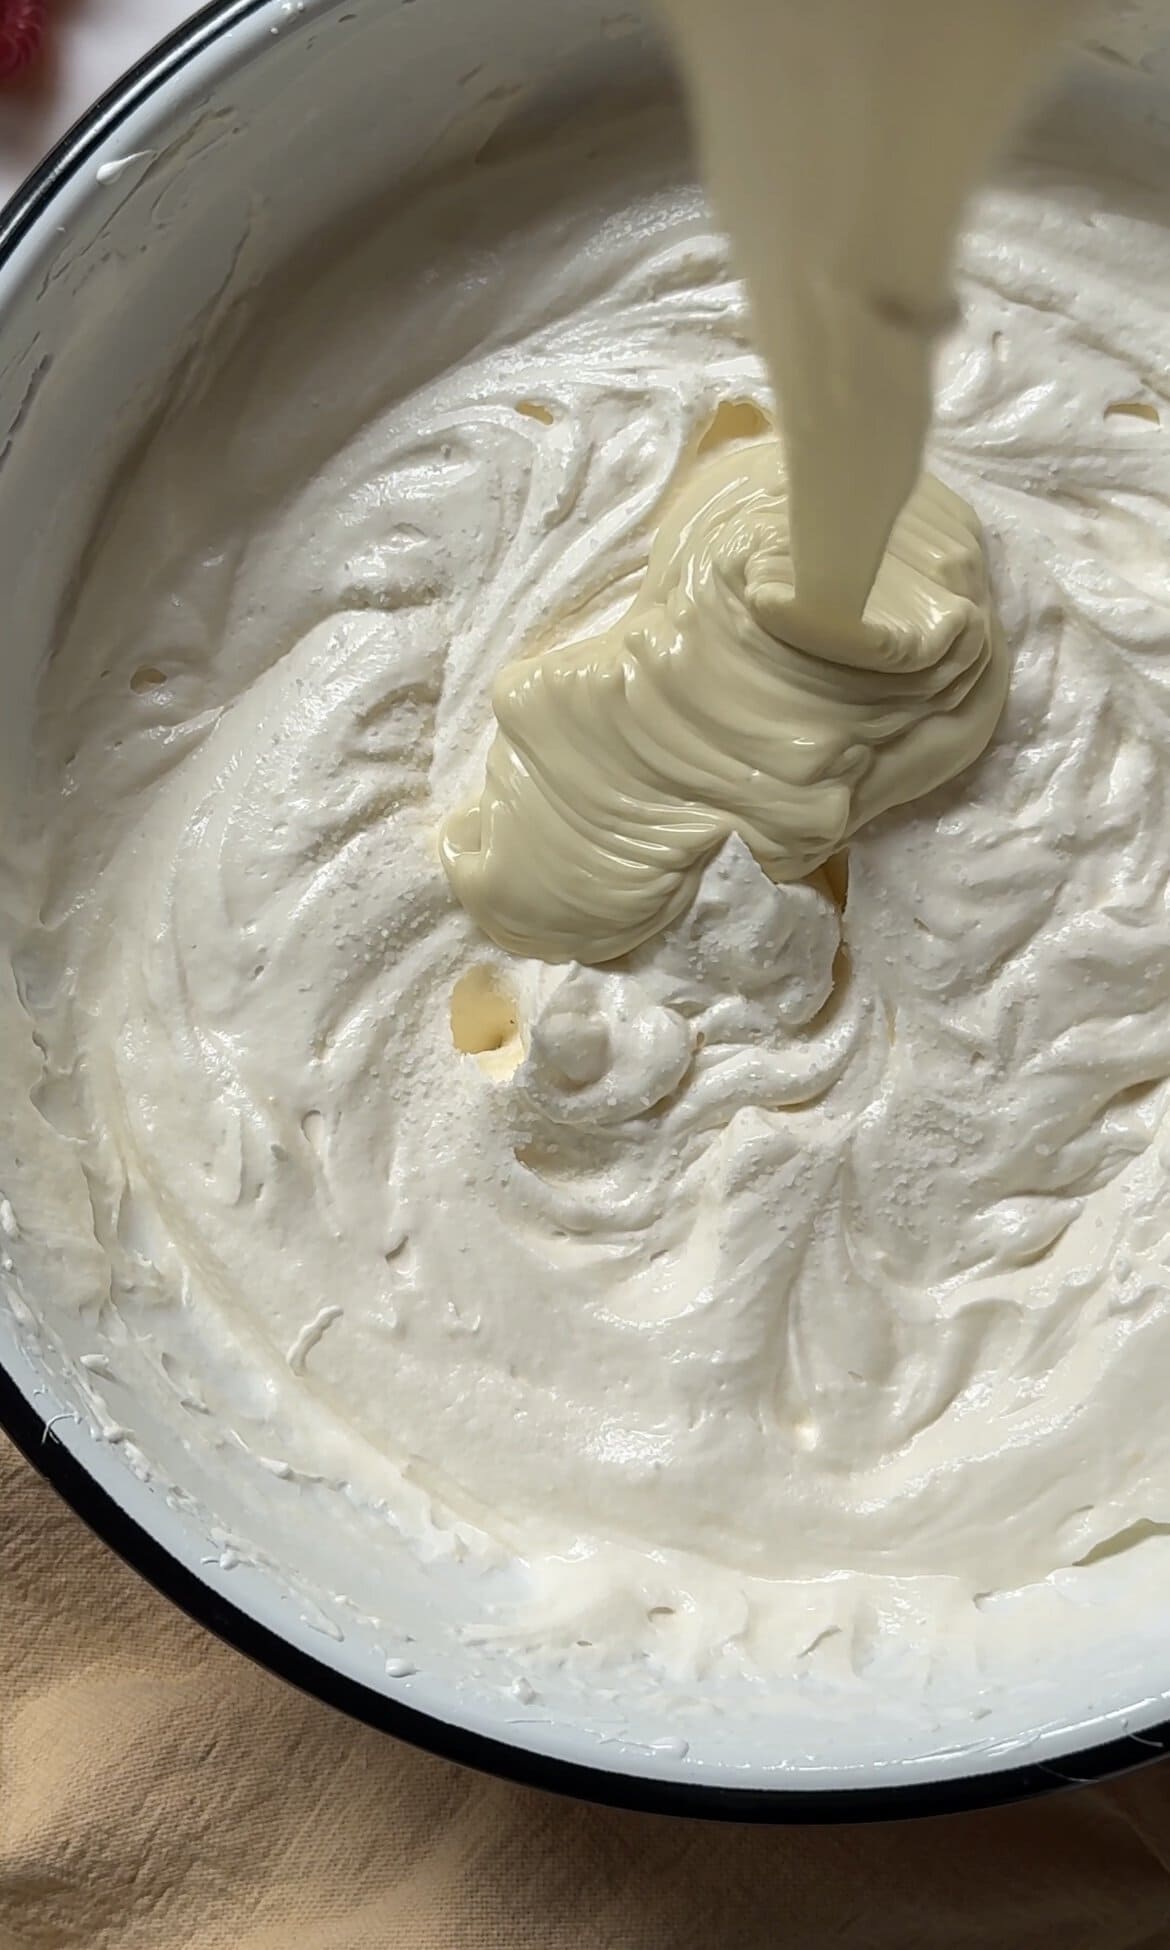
[2,0,1169,1824]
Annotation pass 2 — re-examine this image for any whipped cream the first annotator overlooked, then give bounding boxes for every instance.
[6,92,1170,1670]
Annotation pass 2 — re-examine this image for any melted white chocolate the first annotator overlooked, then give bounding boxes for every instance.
[443,449,1004,962]
[442,0,1076,964]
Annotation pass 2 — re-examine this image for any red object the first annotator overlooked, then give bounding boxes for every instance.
[0,0,47,81]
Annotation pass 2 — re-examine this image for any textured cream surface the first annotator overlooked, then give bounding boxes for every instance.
[6,94,1170,1665]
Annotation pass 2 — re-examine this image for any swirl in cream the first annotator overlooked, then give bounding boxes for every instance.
[441,457,1005,962]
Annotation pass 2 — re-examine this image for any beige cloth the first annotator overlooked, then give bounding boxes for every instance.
[4,1435,1170,1950]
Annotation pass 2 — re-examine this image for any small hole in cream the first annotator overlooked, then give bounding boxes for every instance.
[130,664,168,693]
[821,849,850,910]
[450,965,524,1077]
[1104,398,1161,425]
[696,398,770,455]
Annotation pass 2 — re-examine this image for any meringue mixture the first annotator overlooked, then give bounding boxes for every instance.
[5,26,1170,1673]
